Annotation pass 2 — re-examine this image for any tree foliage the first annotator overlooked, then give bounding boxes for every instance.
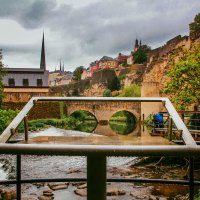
[134,48,148,64]
[0,50,6,108]
[103,89,112,97]
[108,77,120,91]
[0,109,19,133]
[163,42,200,110]
[119,84,141,97]
[73,66,85,81]
[189,13,200,34]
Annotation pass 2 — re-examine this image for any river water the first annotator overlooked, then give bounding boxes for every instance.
[1,127,136,180]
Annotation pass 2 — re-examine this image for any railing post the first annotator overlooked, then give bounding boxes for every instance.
[24,116,29,142]
[189,157,194,200]
[168,116,172,141]
[16,155,21,200]
[87,155,106,200]
[181,113,185,123]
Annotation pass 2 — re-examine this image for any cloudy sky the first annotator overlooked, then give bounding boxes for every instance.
[0,0,200,72]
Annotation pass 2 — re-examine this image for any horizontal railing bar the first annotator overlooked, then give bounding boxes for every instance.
[0,144,200,156]
[34,96,166,102]
[173,140,200,145]
[108,178,190,185]
[0,178,199,186]
[0,178,87,184]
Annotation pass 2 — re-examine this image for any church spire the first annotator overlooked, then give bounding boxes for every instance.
[40,33,46,70]
[62,61,64,71]
[135,38,139,48]
[60,60,62,71]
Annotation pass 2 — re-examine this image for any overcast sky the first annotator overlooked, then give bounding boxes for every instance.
[0,0,199,72]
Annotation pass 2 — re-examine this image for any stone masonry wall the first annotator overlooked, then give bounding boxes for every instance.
[3,102,64,120]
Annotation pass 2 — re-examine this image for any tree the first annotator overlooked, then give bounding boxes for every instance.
[103,89,112,97]
[119,84,141,97]
[190,13,200,39]
[108,77,120,91]
[0,49,6,108]
[163,42,200,110]
[134,48,147,64]
[73,66,85,81]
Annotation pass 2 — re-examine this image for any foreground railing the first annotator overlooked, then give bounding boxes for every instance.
[0,97,199,200]
[0,145,200,199]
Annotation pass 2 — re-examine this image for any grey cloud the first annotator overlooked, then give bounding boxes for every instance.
[1,0,200,69]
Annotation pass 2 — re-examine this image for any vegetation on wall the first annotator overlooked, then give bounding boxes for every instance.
[163,42,200,110]
[119,84,141,97]
[190,13,200,39]
[103,89,112,97]
[73,66,85,81]
[108,76,121,91]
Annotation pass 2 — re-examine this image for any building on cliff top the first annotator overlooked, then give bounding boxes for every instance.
[3,33,50,102]
[49,60,73,86]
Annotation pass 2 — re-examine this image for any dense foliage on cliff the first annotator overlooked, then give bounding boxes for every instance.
[134,47,148,64]
[190,13,200,39]
[0,50,6,108]
[103,89,112,97]
[163,42,200,110]
[119,84,141,97]
[73,66,85,81]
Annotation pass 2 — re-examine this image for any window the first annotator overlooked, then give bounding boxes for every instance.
[23,79,29,86]
[8,78,15,86]
[37,78,43,87]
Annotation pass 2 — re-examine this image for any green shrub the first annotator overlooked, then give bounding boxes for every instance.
[119,84,141,97]
[0,109,20,133]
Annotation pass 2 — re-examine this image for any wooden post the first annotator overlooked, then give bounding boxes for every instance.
[24,116,28,142]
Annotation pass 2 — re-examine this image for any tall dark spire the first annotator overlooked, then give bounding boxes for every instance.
[40,33,46,70]
[135,38,139,48]
[60,60,62,71]
[62,61,64,71]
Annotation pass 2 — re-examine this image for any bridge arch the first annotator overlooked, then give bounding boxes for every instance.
[109,110,140,136]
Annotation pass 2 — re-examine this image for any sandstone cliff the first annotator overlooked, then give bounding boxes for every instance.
[142,35,191,95]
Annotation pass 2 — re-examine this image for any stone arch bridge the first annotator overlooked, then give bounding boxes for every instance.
[66,100,141,122]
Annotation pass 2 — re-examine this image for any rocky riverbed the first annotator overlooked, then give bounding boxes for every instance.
[0,155,191,200]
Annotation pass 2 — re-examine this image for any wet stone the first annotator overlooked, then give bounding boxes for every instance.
[77,183,87,189]
[74,188,87,197]
[66,168,81,174]
[43,189,54,197]
[71,182,85,186]
[38,195,54,200]
[149,195,159,200]
[107,187,126,196]
[1,189,16,200]
[48,183,68,191]
[33,183,45,188]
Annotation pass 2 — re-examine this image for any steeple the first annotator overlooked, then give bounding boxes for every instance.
[60,60,62,71]
[40,33,46,70]
[62,61,64,71]
[135,38,139,48]
[139,40,142,47]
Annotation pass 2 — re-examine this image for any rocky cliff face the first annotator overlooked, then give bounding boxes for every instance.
[142,35,191,94]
